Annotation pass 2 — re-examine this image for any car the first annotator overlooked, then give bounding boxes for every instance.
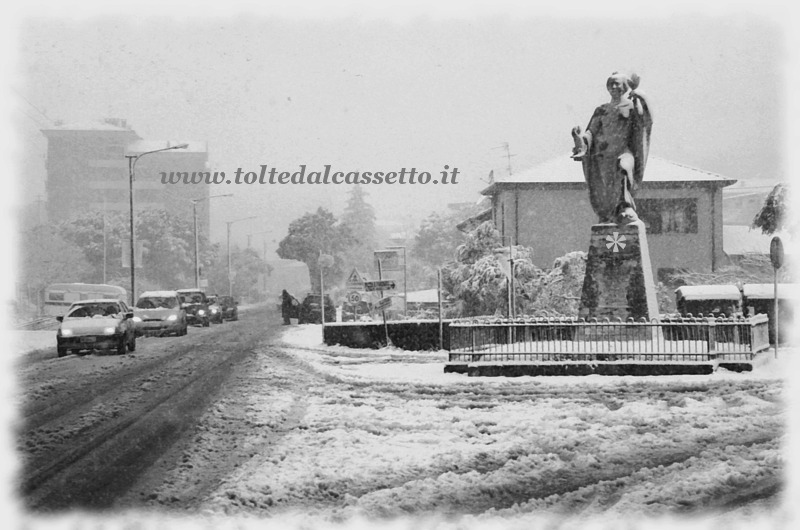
[132,290,188,336]
[176,288,211,327]
[206,294,224,324]
[298,293,335,324]
[56,299,136,357]
[218,295,239,321]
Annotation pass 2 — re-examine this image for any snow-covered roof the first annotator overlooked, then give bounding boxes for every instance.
[127,139,207,154]
[742,283,800,300]
[675,285,742,301]
[138,290,180,298]
[41,120,136,133]
[482,156,736,194]
[406,289,440,304]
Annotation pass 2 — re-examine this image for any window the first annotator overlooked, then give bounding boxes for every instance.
[638,198,698,234]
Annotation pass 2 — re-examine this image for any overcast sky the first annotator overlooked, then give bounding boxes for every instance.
[9,2,794,252]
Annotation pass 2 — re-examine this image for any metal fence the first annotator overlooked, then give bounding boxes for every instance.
[448,314,770,363]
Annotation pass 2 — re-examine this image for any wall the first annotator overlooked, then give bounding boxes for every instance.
[496,183,719,277]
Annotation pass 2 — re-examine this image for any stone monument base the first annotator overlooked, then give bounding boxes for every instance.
[578,220,659,323]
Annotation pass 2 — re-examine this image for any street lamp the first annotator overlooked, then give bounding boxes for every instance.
[191,194,233,288]
[386,245,408,317]
[226,216,258,296]
[126,143,188,303]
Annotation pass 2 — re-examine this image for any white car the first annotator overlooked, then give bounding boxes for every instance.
[56,299,136,357]
[132,290,188,337]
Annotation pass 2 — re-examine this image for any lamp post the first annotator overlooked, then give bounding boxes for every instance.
[191,194,233,288]
[126,143,188,303]
[386,246,407,317]
[226,216,258,296]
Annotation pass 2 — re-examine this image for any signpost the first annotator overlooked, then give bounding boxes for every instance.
[375,296,392,311]
[347,291,362,304]
[364,280,396,292]
[373,250,401,271]
[770,236,783,359]
[346,268,365,291]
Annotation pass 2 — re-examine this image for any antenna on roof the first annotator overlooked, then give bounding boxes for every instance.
[492,142,516,175]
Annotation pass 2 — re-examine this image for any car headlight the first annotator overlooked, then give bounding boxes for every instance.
[211,308,218,313]
[61,329,73,337]
[197,309,206,315]
[166,314,178,321]
[132,316,142,323]
[104,327,116,335]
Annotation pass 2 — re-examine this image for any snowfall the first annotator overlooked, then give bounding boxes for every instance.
[8,324,800,530]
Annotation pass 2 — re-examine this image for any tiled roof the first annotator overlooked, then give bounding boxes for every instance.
[483,155,736,193]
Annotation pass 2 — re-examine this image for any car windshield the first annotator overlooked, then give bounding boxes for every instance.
[67,303,121,318]
[179,293,205,304]
[136,296,179,309]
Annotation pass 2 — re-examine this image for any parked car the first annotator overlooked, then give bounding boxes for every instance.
[298,293,335,324]
[176,288,211,327]
[132,290,188,336]
[206,294,224,324]
[56,299,136,357]
[218,295,239,321]
[341,300,371,322]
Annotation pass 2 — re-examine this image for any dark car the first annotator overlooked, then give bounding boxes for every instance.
[206,294,224,324]
[218,295,239,321]
[56,299,136,357]
[298,293,335,324]
[176,288,211,327]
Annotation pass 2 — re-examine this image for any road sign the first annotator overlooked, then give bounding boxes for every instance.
[375,296,392,311]
[364,279,396,292]
[347,291,362,304]
[770,236,784,269]
[346,268,365,290]
[374,250,402,271]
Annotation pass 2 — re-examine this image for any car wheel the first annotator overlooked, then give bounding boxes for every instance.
[57,347,67,358]
[118,336,127,355]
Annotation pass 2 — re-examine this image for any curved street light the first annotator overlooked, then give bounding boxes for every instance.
[125,143,189,304]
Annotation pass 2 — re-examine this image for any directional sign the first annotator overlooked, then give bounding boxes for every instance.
[347,291,362,304]
[375,296,392,311]
[345,268,365,290]
[374,250,402,271]
[364,280,396,292]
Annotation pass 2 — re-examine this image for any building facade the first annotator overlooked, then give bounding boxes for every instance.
[481,156,736,281]
[40,118,210,235]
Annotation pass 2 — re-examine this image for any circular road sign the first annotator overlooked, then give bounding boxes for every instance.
[770,236,784,269]
[347,291,362,304]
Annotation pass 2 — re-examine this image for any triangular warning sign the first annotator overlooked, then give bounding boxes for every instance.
[346,268,364,285]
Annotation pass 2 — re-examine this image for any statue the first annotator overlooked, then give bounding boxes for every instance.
[571,72,653,224]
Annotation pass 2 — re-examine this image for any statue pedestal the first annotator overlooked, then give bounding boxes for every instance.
[578,220,659,322]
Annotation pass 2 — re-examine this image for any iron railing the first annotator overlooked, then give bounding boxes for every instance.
[448,314,770,363]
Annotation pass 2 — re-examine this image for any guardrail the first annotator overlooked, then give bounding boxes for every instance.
[17,317,59,331]
[448,314,770,363]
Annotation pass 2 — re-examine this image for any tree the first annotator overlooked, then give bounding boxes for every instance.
[443,221,543,317]
[19,225,94,310]
[57,209,209,290]
[413,211,468,269]
[205,245,269,301]
[277,208,354,292]
[752,183,794,235]
[340,185,377,271]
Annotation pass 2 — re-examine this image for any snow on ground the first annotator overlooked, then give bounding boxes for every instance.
[7,330,55,357]
[183,324,794,529]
